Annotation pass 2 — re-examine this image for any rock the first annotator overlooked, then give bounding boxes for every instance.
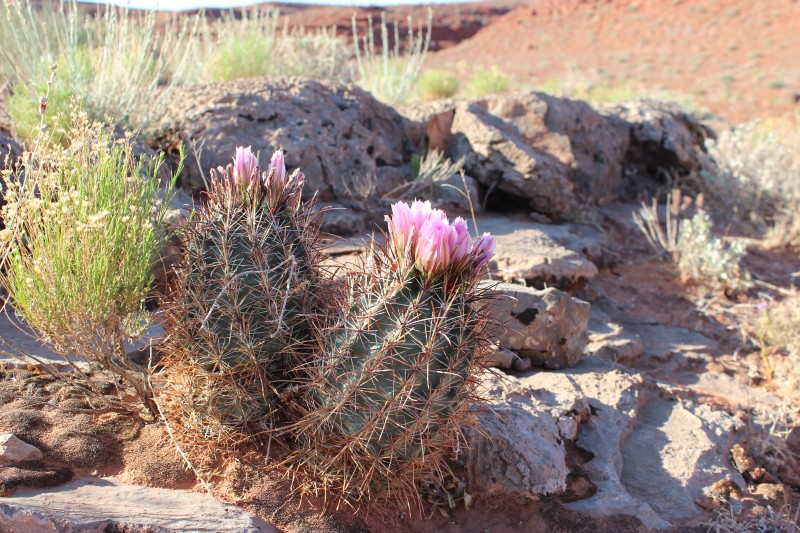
[470,216,599,288]
[623,321,717,370]
[466,356,745,529]
[0,434,43,465]
[447,101,576,218]
[318,203,367,236]
[587,307,644,362]
[157,77,414,201]
[0,127,21,167]
[483,92,629,205]
[512,355,533,372]
[485,345,516,369]
[0,476,277,532]
[431,172,480,213]
[405,94,711,218]
[599,99,714,194]
[482,281,590,369]
[465,404,570,498]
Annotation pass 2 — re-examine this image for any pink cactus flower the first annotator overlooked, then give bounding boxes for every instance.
[415,216,453,277]
[387,201,415,258]
[471,233,496,273]
[269,149,286,184]
[450,217,472,267]
[233,146,259,186]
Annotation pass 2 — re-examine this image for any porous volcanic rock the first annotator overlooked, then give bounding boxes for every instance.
[155,77,415,206]
[482,281,590,369]
[405,93,712,219]
[465,356,745,529]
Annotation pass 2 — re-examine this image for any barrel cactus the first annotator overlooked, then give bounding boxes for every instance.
[156,147,325,468]
[294,200,496,505]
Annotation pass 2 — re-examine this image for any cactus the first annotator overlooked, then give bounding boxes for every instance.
[156,147,324,465]
[295,200,496,504]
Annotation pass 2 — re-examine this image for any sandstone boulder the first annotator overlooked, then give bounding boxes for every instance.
[483,281,590,369]
[156,78,414,205]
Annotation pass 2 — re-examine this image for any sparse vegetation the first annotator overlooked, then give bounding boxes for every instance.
[633,191,747,290]
[416,69,460,101]
[0,109,179,413]
[467,65,510,97]
[351,11,432,106]
[1,1,196,143]
[701,120,800,249]
[383,149,464,200]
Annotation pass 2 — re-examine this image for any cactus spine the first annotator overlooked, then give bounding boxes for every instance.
[157,147,323,466]
[295,200,496,504]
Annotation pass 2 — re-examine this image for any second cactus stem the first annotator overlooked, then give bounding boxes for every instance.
[294,199,496,505]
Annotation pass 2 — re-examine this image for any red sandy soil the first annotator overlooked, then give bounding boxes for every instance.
[66,0,800,123]
[425,0,800,123]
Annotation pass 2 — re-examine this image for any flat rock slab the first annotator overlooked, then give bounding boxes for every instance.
[468,356,744,529]
[0,477,277,533]
[469,216,600,288]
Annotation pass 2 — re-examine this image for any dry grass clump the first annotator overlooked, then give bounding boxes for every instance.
[758,295,800,398]
[633,190,747,291]
[1,1,196,143]
[702,119,800,250]
[467,65,510,98]
[351,11,432,106]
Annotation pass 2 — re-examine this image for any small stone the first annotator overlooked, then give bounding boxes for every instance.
[485,345,515,369]
[0,434,43,465]
[730,443,756,474]
[481,281,590,369]
[557,416,579,441]
[512,355,533,372]
[752,483,785,503]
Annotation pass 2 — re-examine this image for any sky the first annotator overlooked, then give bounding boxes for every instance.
[80,0,463,9]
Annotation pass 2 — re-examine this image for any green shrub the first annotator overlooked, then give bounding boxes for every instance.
[204,10,279,82]
[0,1,196,143]
[467,65,510,98]
[416,69,460,100]
[0,111,179,413]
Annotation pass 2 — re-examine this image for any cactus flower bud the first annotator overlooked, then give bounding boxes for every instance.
[269,149,286,184]
[470,233,496,274]
[233,146,259,187]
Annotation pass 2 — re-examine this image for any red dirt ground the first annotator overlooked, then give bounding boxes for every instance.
[426,0,800,124]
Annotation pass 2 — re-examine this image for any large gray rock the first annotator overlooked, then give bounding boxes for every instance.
[405,93,711,219]
[0,434,43,465]
[483,281,590,369]
[483,92,629,205]
[465,357,745,529]
[0,477,277,532]
[156,77,413,204]
[447,101,576,218]
[0,128,21,167]
[471,216,600,288]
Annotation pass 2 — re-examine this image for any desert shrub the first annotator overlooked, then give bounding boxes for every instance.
[351,11,432,106]
[701,120,800,249]
[467,65,510,98]
[0,110,179,413]
[416,69,460,101]
[0,1,196,144]
[633,191,746,290]
[384,149,464,200]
